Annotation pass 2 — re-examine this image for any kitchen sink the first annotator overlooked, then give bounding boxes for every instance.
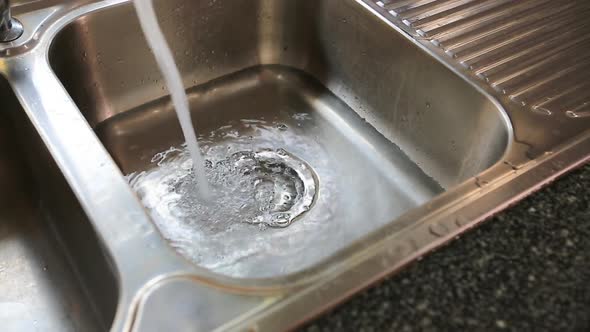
[49,0,509,279]
[1,0,587,330]
[0,78,118,331]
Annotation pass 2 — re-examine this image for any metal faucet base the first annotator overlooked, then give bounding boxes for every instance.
[0,17,23,42]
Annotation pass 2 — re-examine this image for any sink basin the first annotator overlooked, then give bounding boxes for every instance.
[49,0,510,279]
[0,78,119,330]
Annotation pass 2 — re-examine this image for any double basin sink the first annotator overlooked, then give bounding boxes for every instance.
[0,0,587,330]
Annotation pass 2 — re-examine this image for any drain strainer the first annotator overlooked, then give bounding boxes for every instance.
[230,149,317,228]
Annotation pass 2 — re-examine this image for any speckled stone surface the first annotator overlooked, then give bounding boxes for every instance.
[303,163,590,332]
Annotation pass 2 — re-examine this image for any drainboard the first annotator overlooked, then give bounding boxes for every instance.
[0,0,586,330]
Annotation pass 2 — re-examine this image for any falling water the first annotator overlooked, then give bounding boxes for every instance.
[133,0,210,197]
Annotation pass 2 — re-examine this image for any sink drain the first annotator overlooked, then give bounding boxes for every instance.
[138,147,318,229]
[231,149,317,228]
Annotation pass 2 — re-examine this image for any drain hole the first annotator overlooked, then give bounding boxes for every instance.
[155,148,318,228]
[241,149,317,227]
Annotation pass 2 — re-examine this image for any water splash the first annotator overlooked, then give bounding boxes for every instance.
[127,116,339,276]
[131,147,316,229]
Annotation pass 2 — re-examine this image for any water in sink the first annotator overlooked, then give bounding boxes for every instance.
[129,126,318,229]
[127,115,339,275]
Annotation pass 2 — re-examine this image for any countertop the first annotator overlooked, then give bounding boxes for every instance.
[303,163,590,332]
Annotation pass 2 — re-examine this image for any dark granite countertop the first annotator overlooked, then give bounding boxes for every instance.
[303,163,590,332]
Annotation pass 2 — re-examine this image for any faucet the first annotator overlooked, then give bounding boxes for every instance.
[0,0,23,42]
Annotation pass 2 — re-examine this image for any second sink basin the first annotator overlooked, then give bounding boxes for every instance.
[0,76,118,331]
[49,0,511,279]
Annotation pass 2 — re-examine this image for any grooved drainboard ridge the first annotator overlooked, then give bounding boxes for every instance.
[373,0,590,118]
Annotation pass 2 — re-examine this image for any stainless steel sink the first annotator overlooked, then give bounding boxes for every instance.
[1,0,589,330]
[48,0,509,279]
[0,77,118,331]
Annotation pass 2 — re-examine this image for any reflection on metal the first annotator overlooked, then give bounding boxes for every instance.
[0,0,587,331]
[0,0,24,42]
[373,0,590,117]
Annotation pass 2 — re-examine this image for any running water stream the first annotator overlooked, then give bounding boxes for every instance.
[133,0,210,198]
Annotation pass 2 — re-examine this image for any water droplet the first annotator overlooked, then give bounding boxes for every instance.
[429,222,449,237]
